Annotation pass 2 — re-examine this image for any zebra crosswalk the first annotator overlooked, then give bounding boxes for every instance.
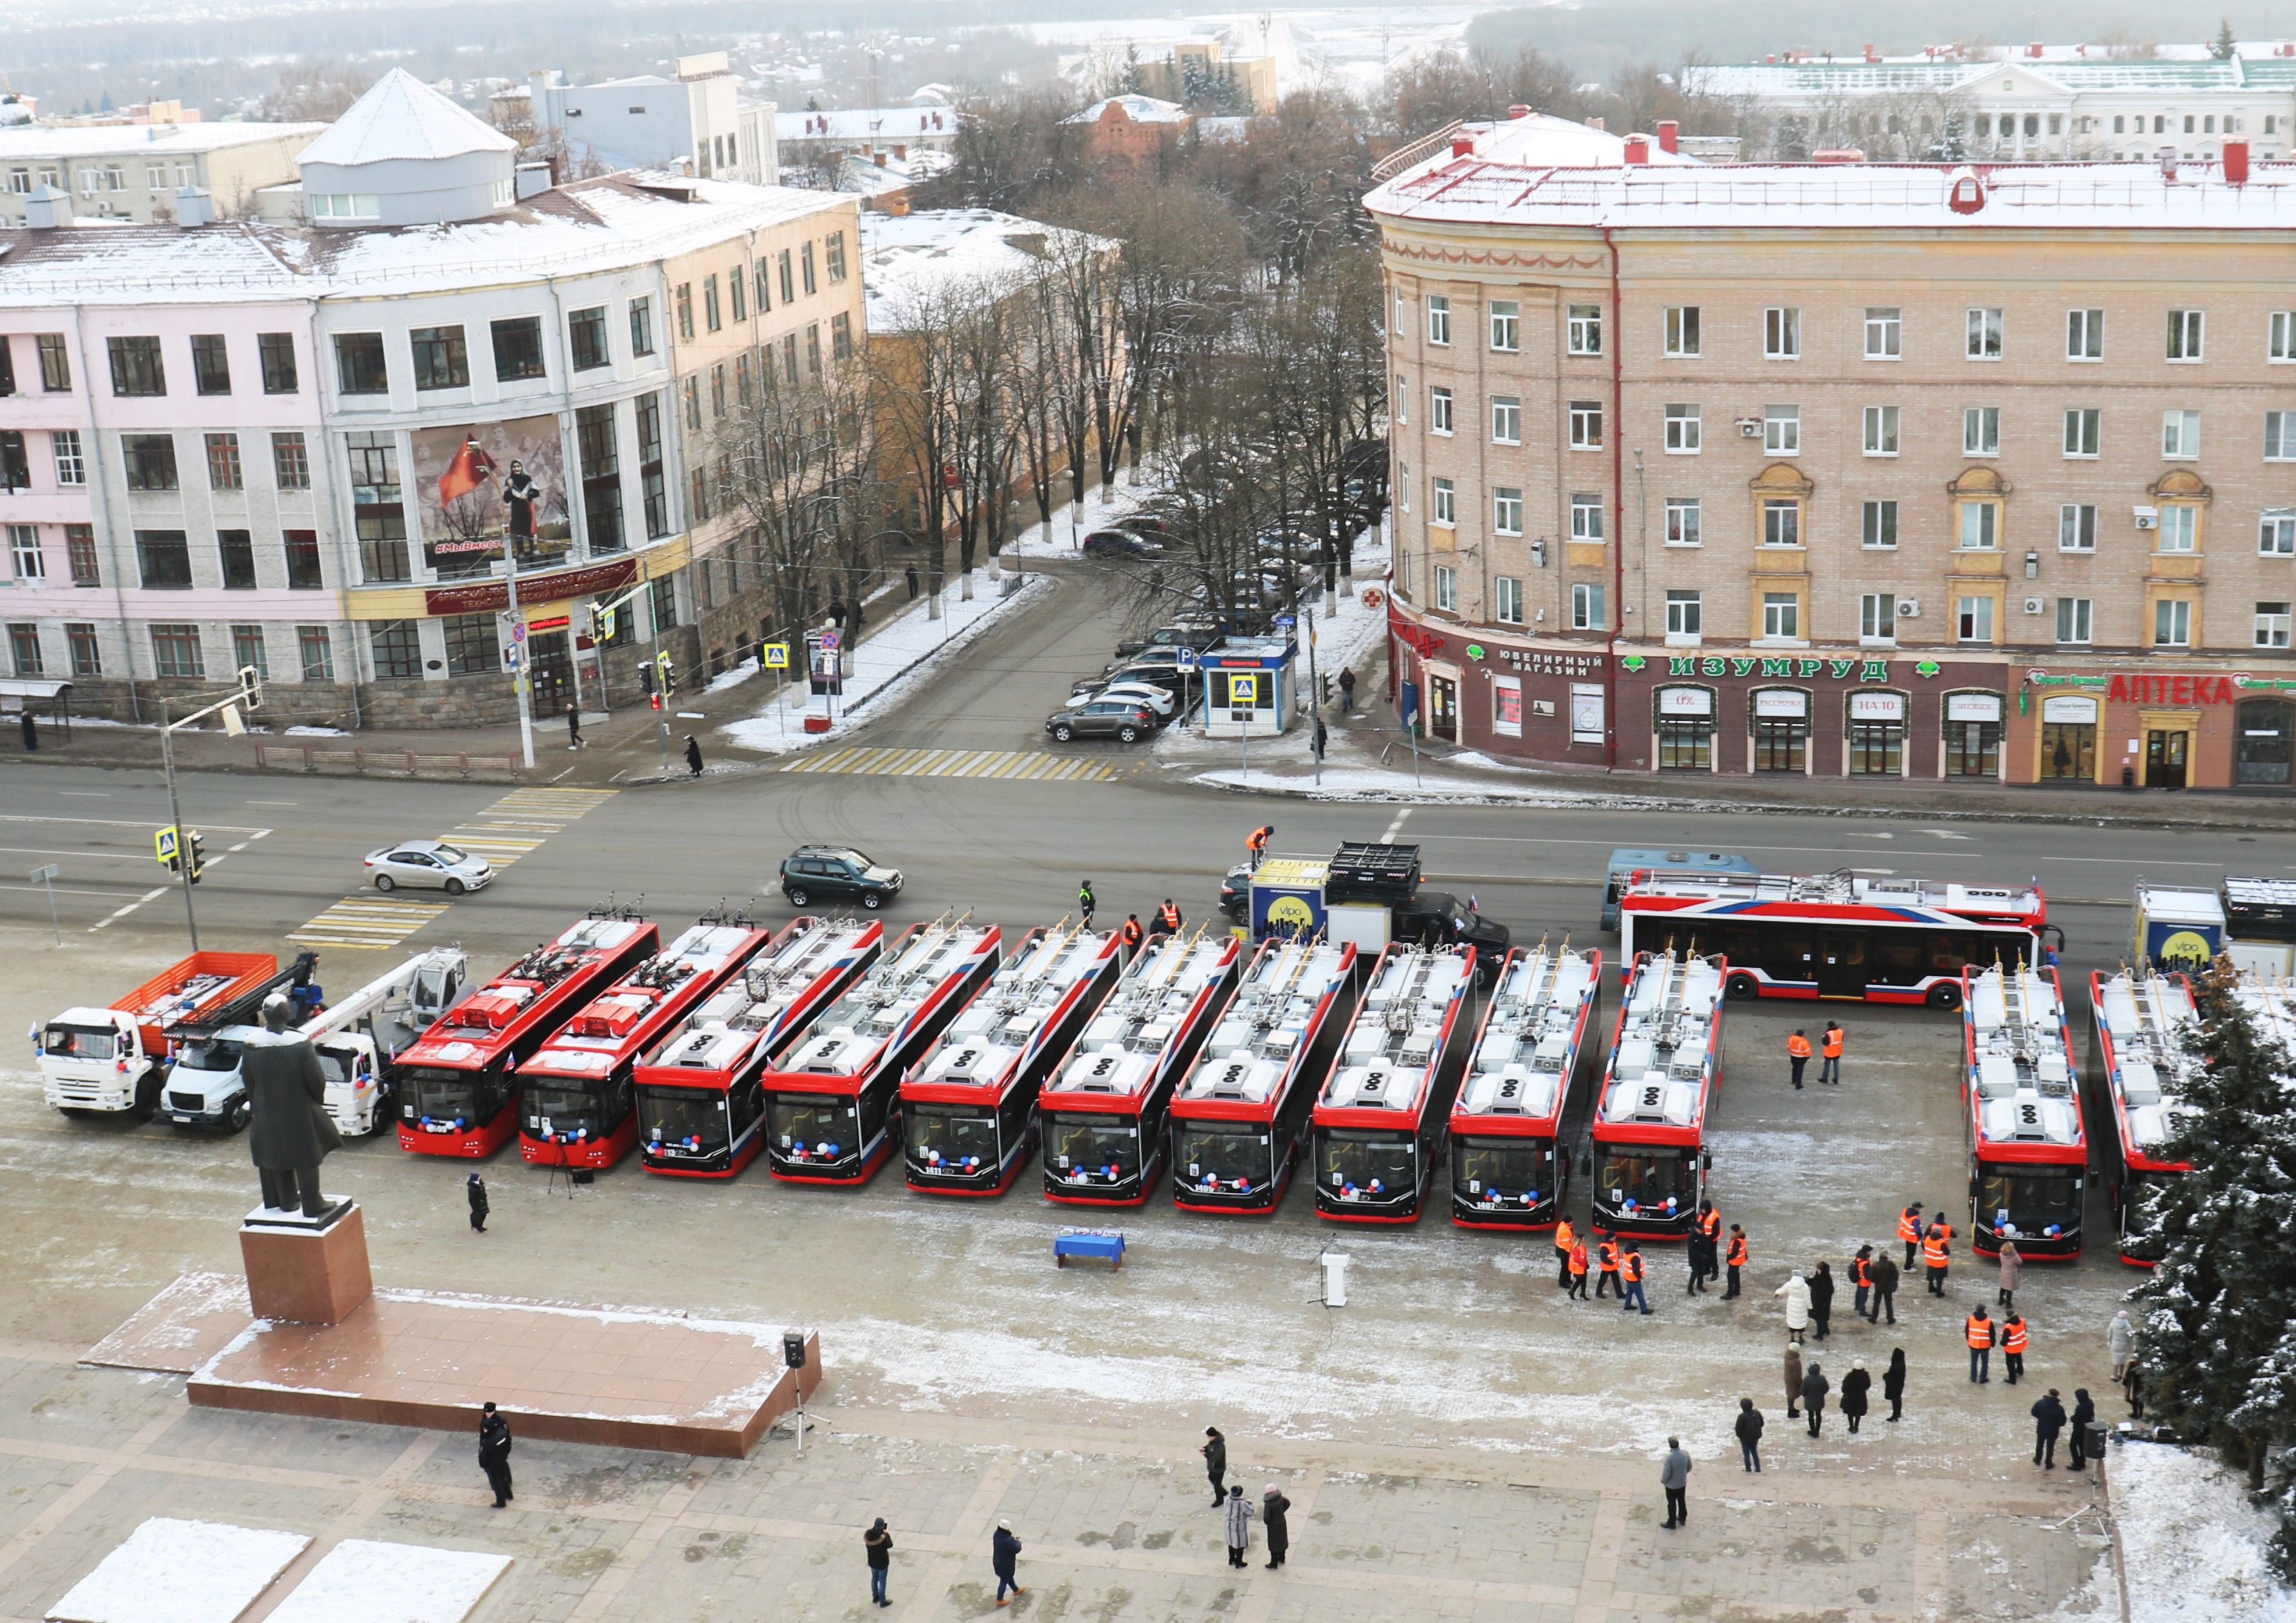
[292,896,453,951]
[780,745,1127,782]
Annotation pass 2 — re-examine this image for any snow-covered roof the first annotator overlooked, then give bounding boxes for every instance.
[776,106,960,143]
[1687,55,2296,99]
[0,121,325,159]
[0,173,853,305]
[1064,95,1190,126]
[295,69,516,169]
[859,207,1111,332]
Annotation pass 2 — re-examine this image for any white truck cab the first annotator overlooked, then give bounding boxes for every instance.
[309,946,468,1136]
[160,1024,264,1132]
[35,1011,147,1114]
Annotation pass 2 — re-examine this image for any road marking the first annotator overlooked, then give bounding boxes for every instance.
[291,896,454,951]
[1381,807,1414,842]
[56,791,110,798]
[89,886,171,933]
[247,799,300,806]
[780,746,1123,781]
[0,814,272,835]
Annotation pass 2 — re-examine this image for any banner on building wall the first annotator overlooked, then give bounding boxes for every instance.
[412,414,573,573]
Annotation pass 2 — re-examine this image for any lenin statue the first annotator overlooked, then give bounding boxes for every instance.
[244,993,343,1218]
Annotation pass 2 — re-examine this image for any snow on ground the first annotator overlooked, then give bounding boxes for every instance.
[2108,1440,2296,1622]
[718,574,1052,753]
[48,1518,311,1623]
[265,1540,511,1623]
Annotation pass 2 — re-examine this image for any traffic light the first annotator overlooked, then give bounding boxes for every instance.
[655,651,678,696]
[237,662,263,712]
[183,831,206,885]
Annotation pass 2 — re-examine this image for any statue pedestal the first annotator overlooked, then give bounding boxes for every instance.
[239,1201,371,1326]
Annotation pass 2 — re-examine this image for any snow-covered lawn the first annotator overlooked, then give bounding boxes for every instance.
[48,1518,311,1623]
[266,1541,511,1623]
[2106,1440,2296,1622]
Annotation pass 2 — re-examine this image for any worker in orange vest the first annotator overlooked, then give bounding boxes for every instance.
[1154,899,1183,938]
[1786,1029,1812,1090]
[1566,1237,1590,1299]
[1850,1244,1874,1319]
[1724,1225,1748,1298]
[1697,1203,1723,1243]
[2001,1313,2030,1385]
[1553,1216,1577,1289]
[1897,1202,1925,1271]
[1819,1021,1845,1085]
[1119,914,1145,953]
[1620,1244,1652,1315]
[1967,1305,1998,1384]
[1595,1236,1623,1300]
[1246,825,1274,869]
[1923,1222,1951,1296]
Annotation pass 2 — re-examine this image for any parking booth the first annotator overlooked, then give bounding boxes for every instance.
[1203,636,1296,738]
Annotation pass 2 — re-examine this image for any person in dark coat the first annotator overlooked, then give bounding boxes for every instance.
[1884,1348,1908,1423]
[849,595,867,635]
[684,735,704,777]
[827,599,849,629]
[1868,1252,1900,1324]
[478,1402,513,1507]
[467,1171,489,1234]
[1659,1437,1692,1529]
[2068,1389,2097,1471]
[1338,668,1357,712]
[1807,1261,1835,1342]
[20,711,36,751]
[567,705,583,751]
[2123,1362,2146,1420]
[1840,1359,1872,1434]
[1261,1484,1290,1569]
[991,1520,1024,1606]
[864,1518,893,1607]
[1734,1398,1764,1473]
[1800,1362,1830,1438]
[1201,1426,1227,1506]
[1784,1344,1804,1419]
[2032,1388,2068,1468]
[245,996,342,1217]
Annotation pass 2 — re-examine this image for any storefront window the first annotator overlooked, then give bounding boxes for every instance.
[2040,695,2098,781]
[1847,691,1906,775]
[1655,687,1714,770]
[2237,698,2294,786]
[1750,688,1808,772]
[1943,692,2003,778]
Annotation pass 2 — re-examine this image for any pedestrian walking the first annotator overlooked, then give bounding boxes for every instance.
[567,705,584,751]
[1868,1251,1900,1324]
[1724,1225,1748,1298]
[1775,1270,1811,1346]
[849,595,867,635]
[1899,1202,1925,1272]
[1841,1359,1871,1434]
[1786,1029,1811,1090]
[20,710,36,752]
[1311,718,1328,763]
[2031,1389,2068,1469]
[1922,1219,1951,1295]
[1338,668,1357,712]
[1800,1362,1830,1438]
[1997,1239,2022,1310]
[1246,825,1273,870]
[1201,1427,1227,1506]
[1820,1020,1844,1084]
[1223,1485,1253,1567]
[478,1402,514,1507]
[827,598,849,629]
[2068,1389,2097,1472]
[1261,1484,1290,1570]
[1808,1260,1835,1342]
[1735,1399,1765,1473]
[991,1520,1024,1606]
[1621,1244,1652,1314]
[467,1171,489,1234]
[2002,1312,2029,1384]
[1884,1347,1908,1422]
[2107,1309,2136,1383]
[1078,880,1096,928]
[684,735,704,777]
[1554,1216,1577,1290]
[1595,1236,1623,1299]
[1966,1305,1997,1383]
[2123,1362,2146,1419]
[864,1519,893,1608]
[1660,1437,1692,1529]
[1784,1344,1804,1420]
[1566,1237,1590,1299]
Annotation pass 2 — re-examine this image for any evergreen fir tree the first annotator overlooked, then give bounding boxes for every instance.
[2211,19,2238,60]
[1927,109,1968,161]
[2128,961,2296,1492]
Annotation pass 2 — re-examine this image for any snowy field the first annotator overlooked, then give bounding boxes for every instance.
[2100,1441,2296,1622]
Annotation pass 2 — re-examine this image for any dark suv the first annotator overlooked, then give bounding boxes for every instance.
[780,845,903,911]
[1047,700,1156,744]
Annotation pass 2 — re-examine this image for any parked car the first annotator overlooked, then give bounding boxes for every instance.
[363,839,494,895]
[1115,514,1172,539]
[1093,661,1199,704]
[1115,620,1224,658]
[1047,701,1156,744]
[1083,529,1162,559]
[779,845,904,911]
[1066,680,1176,719]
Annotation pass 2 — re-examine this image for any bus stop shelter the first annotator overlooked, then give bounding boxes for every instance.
[0,678,73,742]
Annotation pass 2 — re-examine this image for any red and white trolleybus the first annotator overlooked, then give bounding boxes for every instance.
[1450,943,1602,1230]
[1591,950,1725,1237]
[1310,943,1478,1224]
[1961,961,2085,1259]
[2089,968,2200,1266]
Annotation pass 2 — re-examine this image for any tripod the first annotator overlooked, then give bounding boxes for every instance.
[544,1133,582,1200]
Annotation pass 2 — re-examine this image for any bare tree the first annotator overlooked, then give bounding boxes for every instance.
[715,359,885,641]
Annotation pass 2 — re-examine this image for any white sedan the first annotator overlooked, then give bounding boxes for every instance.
[363,839,494,895]
[1067,680,1176,719]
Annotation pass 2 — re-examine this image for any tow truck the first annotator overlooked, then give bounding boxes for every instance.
[37,950,299,1121]
[1221,842,1509,979]
[298,947,468,1137]
[152,952,329,1132]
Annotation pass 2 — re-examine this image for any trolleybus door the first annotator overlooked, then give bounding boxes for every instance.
[1818,931,1868,999]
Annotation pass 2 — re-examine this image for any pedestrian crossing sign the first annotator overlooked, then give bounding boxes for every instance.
[154,825,180,865]
[1228,674,1259,705]
[763,642,790,669]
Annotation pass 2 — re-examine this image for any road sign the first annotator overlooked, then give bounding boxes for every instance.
[1274,615,1296,628]
[27,864,59,946]
[154,826,180,865]
[763,642,790,669]
[1175,648,1200,670]
[820,629,841,652]
[1229,674,1260,704]
[28,864,58,884]
[510,622,528,643]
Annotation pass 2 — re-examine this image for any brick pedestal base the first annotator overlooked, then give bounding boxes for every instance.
[240,1203,372,1326]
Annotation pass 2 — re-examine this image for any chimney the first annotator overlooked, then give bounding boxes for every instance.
[1587,116,1605,132]
[1656,119,1679,153]
[1450,134,1475,158]
[2027,41,2043,57]
[1863,43,1879,62]
[515,161,552,200]
[1507,103,1530,119]
[2225,137,2250,183]
[1623,134,1650,164]
[22,184,70,229]
[1812,148,1866,163]
[173,184,213,227]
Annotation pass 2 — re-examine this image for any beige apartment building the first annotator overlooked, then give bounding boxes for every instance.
[1367,116,2296,793]
[0,121,324,224]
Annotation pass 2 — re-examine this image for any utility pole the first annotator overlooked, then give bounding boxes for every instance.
[504,543,535,770]
[153,666,264,951]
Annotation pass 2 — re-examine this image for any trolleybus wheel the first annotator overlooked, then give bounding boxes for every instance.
[1926,982,1963,1011]
[373,874,396,892]
[444,878,467,896]
[785,887,810,907]
[1725,973,1760,1001]
[859,892,883,910]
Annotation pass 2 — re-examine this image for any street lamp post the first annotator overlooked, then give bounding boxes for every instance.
[153,666,264,951]
[503,545,536,771]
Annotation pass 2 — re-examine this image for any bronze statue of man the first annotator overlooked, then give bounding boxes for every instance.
[243,992,343,1218]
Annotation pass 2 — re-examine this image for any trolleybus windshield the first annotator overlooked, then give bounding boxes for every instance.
[1318,1128,1416,1196]
[639,1088,730,1153]
[906,1101,996,1169]
[769,1093,860,1158]
[403,1065,489,1122]
[1600,1145,1696,1212]
[523,1082,610,1139]
[1455,1136,1556,1205]
[1176,1121,1269,1191]
[44,1024,121,1058]
[1045,1113,1143,1184]
[1976,1168,2085,1238]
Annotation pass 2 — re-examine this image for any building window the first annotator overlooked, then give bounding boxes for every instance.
[106,335,166,396]
[218,530,256,589]
[675,283,694,342]
[1429,386,1453,433]
[259,332,298,394]
[204,432,242,491]
[682,376,700,432]
[2067,308,2104,360]
[442,612,497,676]
[1430,477,1456,526]
[1489,300,1519,351]
[66,525,99,587]
[2162,408,2201,459]
[369,620,422,680]
[123,434,178,491]
[2168,308,2204,361]
[801,242,817,296]
[1860,593,1897,642]
[296,626,333,683]
[2064,408,2100,458]
[2237,697,2294,785]
[779,250,795,305]
[576,403,624,554]
[1764,405,1799,455]
[1967,308,2004,360]
[0,431,24,492]
[831,312,853,361]
[1566,303,1603,356]
[1664,306,1701,357]
[231,623,268,680]
[1426,295,1450,345]
[410,325,469,390]
[491,317,546,382]
[627,297,655,358]
[1958,501,1999,550]
[1763,307,1799,359]
[52,429,84,486]
[2058,504,2097,551]
[308,192,379,220]
[2155,598,2193,647]
[648,574,677,638]
[1957,595,1995,643]
[806,324,821,375]
[1656,700,1714,769]
[334,332,387,394]
[1847,696,1906,776]
[2265,511,2296,555]
[284,529,323,589]
[728,264,746,323]
[781,332,798,383]
[66,623,101,677]
[1490,396,1520,444]
[2158,505,2200,552]
[1491,487,1524,535]
[8,525,42,580]
[826,229,848,283]
[1664,403,1700,453]
[2268,411,2296,461]
[149,623,204,678]
[271,432,310,491]
[1569,400,1602,448]
[1760,592,1799,640]
[0,337,13,397]
[1570,493,1603,542]
[1963,406,2000,455]
[710,365,727,418]
[2056,597,2093,644]
[1495,576,1523,624]
[634,393,669,539]
[347,432,409,583]
[1666,590,1702,638]
[1572,582,1606,630]
[1664,498,1701,545]
[37,333,70,392]
[1433,564,1457,612]
[2251,603,2293,650]
[1863,308,1901,360]
[2273,311,2296,362]
[1752,691,1809,771]
[702,274,723,333]
[191,333,231,396]
[135,530,192,589]
[1863,404,1898,455]
[734,351,753,407]
[1762,498,1801,547]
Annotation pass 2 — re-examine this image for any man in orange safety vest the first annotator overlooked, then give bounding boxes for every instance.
[1786,1030,1811,1090]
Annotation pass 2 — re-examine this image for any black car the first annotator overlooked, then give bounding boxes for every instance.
[1115,620,1224,658]
[1215,868,1508,979]
[1083,529,1161,559]
[780,845,904,910]
[1047,700,1156,744]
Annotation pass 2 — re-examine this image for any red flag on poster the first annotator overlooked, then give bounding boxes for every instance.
[439,437,497,505]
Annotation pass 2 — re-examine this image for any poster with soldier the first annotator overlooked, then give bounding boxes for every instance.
[412,415,573,573]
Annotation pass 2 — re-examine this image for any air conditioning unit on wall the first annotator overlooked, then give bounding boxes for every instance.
[1735,417,1763,437]
[1896,598,1921,618]
[2134,505,2159,530]
[2024,597,2045,614]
